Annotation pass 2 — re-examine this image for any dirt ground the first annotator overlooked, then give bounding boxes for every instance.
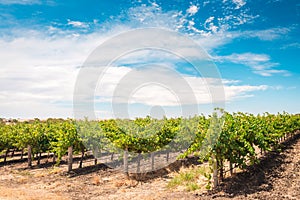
[0,133,299,200]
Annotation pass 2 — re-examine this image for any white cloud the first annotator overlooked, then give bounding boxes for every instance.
[124,3,256,37]
[126,4,184,29]
[151,2,159,8]
[187,5,199,16]
[192,32,235,52]
[0,30,109,119]
[241,28,290,41]
[204,16,218,33]
[192,27,290,53]
[110,3,267,55]
[0,0,37,4]
[203,1,210,7]
[222,0,246,9]
[0,3,291,118]
[215,53,291,76]
[232,0,246,9]
[217,53,270,63]
[92,66,268,106]
[253,69,290,77]
[280,42,300,49]
[67,19,89,29]
[0,0,55,5]
[0,29,271,119]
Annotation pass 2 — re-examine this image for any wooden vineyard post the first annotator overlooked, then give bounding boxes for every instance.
[68,146,73,172]
[219,159,224,181]
[211,154,218,188]
[229,161,233,176]
[166,150,169,163]
[137,153,141,173]
[53,153,56,163]
[111,153,114,161]
[37,152,42,166]
[151,152,155,171]
[27,145,32,168]
[124,148,129,177]
[78,146,85,168]
[4,149,9,163]
[11,148,15,158]
[46,152,50,163]
[21,148,24,159]
[94,146,100,165]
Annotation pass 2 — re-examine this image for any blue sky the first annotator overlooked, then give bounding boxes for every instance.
[0,0,299,119]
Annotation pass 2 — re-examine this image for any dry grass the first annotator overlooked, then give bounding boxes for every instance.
[167,164,211,192]
[48,167,64,175]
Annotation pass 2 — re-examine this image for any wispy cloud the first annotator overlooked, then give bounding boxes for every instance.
[215,53,291,76]
[232,0,246,9]
[67,19,89,29]
[193,27,291,53]
[204,16,219,33]
[124,2,257,36]
[186,5,199,16]
[240,27,290,41]
[280,42,300,49]
[0,0,41,5]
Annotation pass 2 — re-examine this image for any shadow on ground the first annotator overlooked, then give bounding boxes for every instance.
[200,132,300,199]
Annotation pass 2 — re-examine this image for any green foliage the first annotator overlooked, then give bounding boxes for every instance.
[0,112,299,175]
[99,117,181,153]
[185,111,300,184]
